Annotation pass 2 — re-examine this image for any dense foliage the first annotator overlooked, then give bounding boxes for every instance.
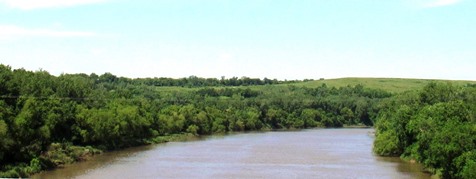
[92,73,300,87]
[374,83,476,178]
[0,64,390,177]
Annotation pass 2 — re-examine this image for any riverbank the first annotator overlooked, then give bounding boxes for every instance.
[31,128,431,179]
[0,143,102,177]
[0,133,199,178]
[2,128,319,177]
[399,156,440,179]
[5,126,365,177]
[342,124,371,128]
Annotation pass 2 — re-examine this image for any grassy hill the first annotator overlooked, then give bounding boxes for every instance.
[156,77,476,94]
[283,78,476,93]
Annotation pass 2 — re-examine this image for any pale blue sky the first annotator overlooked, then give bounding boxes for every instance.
[0,0,475,80]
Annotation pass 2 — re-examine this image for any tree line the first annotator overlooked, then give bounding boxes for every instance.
[93,73,303,87]
[374,82,476,178]
[0,64,390,177]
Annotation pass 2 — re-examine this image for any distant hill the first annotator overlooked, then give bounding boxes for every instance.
[285,78,476,93]
[157,77,476,93]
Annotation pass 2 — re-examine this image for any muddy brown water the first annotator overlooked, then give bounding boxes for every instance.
[32,128,430,179]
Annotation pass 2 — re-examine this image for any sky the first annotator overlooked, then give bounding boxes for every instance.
[0,0,475,80]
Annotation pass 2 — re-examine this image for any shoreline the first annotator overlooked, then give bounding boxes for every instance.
[10,126,376,177]
[34,127,376,176]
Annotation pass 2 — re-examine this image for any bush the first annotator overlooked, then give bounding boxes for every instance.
[186,125,199,136]
[374,130,400,156]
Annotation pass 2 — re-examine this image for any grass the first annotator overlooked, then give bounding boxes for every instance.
[282,77,476,93]
[153,77,476,94]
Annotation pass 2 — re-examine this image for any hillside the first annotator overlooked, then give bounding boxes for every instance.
[154,77,476,94]
[287,78,476,93]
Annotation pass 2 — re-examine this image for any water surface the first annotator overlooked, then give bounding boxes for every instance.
[32,128,430,179]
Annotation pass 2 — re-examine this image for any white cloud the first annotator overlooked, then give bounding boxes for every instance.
[424,0,462,7]
[0,25,95,39]
[0,0,109,10]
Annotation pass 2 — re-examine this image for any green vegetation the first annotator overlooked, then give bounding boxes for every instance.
[291,77,475,93]
[0,63,475,178]
[374,83,476,178]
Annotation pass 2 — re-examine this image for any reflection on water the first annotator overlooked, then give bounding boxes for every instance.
[32,129,430,179]
[376,157,431,178]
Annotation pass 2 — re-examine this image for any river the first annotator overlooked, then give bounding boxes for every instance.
[32,128,430,179]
